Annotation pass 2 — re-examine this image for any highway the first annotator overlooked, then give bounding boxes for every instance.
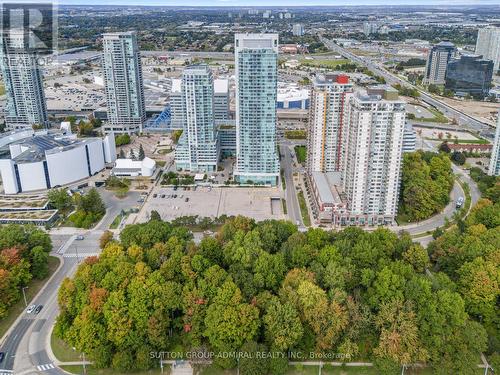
[320,37,497,141]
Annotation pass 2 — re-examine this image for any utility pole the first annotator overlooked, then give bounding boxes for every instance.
[82,352,87,375]
[401,364,406,375]
[22,286,28,307]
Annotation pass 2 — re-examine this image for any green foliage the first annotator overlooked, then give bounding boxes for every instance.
[115,134,131,147]
[294,145,306,164]
[69,188,106,228]
[469,167,500,202]
[399,151,454,222]
[48,188,73,212]
[138,144,145,161]
[0,225,51,318]
[451,151,466,165]
[393,84,420,98]
[55,216,492,372]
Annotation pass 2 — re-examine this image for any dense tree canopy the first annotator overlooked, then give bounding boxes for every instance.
[399,151,454,222]
[55,213,496,374]
[0,225,52,318]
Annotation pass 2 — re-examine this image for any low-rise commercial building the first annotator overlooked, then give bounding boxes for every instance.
[0,130,116,194]
[111,157,156,177]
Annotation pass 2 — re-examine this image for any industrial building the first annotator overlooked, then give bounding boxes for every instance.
[0,130,116,194]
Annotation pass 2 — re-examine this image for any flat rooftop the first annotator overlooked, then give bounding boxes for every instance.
[0,133,101,164]
[312,171,344,205]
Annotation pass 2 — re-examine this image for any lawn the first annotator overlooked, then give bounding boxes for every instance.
[51,331,81,362]
[109,211,130,229]
[294,145,307,164]
[61,365,167,375]
[0,256,60,339]
[297,190,311,227]
[300,59,350,69]
[285,130,307,140]
[420,107,448,123]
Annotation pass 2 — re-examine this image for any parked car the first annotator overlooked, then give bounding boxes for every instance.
[153,194,157,198]
[27,304,36,314]
[34,305,43,314]
[185,198,189,202]
[0,352,5,363]
[76,235,84,241]
[161,194,165,198]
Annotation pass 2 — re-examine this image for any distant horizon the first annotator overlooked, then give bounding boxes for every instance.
[55,0,500,7]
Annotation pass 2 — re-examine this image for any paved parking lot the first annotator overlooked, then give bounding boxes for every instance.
[137,186,286,222]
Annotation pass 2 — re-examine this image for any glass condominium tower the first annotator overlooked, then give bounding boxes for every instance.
[102,32,146,134]
[0,30,48,130]
[234,33,280,186]
[175,65,219,172]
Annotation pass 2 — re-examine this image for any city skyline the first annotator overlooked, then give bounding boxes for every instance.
[56,0,500,6]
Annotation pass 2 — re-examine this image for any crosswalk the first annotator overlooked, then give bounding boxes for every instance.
[63,253,100,258]
[37,363,55,371]
[0,370,13,375]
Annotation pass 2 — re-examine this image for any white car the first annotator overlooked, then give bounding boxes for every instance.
[26,305,36,314]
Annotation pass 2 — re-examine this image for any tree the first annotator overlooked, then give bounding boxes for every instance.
[48,189,73,212]
[239,341,270,375]
[374,299,428,366]
[138,144,145,161]
[457,257,500,324]
[439,142,451,153]
[451,151,466,165]
[402,244,429,273]
[99,231,114,249]
[149,210,161,221]
[204,280,260,361]
[78,188,105,217]
[129,149,136,160]
[30,246,49,279]
[263,300,303,351]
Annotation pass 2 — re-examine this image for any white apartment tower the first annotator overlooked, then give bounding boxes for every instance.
[342,86,406,224]
[424,41,456,85]
[488,110,500,176]
[174,65,219,172]
[475,26,500,72]
[102,32,146,134]
[0,31,48,130]
[292,24,305,37]
[234,33,280,185]
[307,74,353,174]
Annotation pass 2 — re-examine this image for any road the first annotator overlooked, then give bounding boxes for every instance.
[320,37,496,141]
[280,144,304,228]
[2,232,101,375]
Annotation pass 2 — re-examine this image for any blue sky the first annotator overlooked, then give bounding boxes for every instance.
[57,0,500,6]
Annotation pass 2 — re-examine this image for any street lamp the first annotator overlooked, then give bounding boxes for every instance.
[22,286,28,307]
[72,347,87,375]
